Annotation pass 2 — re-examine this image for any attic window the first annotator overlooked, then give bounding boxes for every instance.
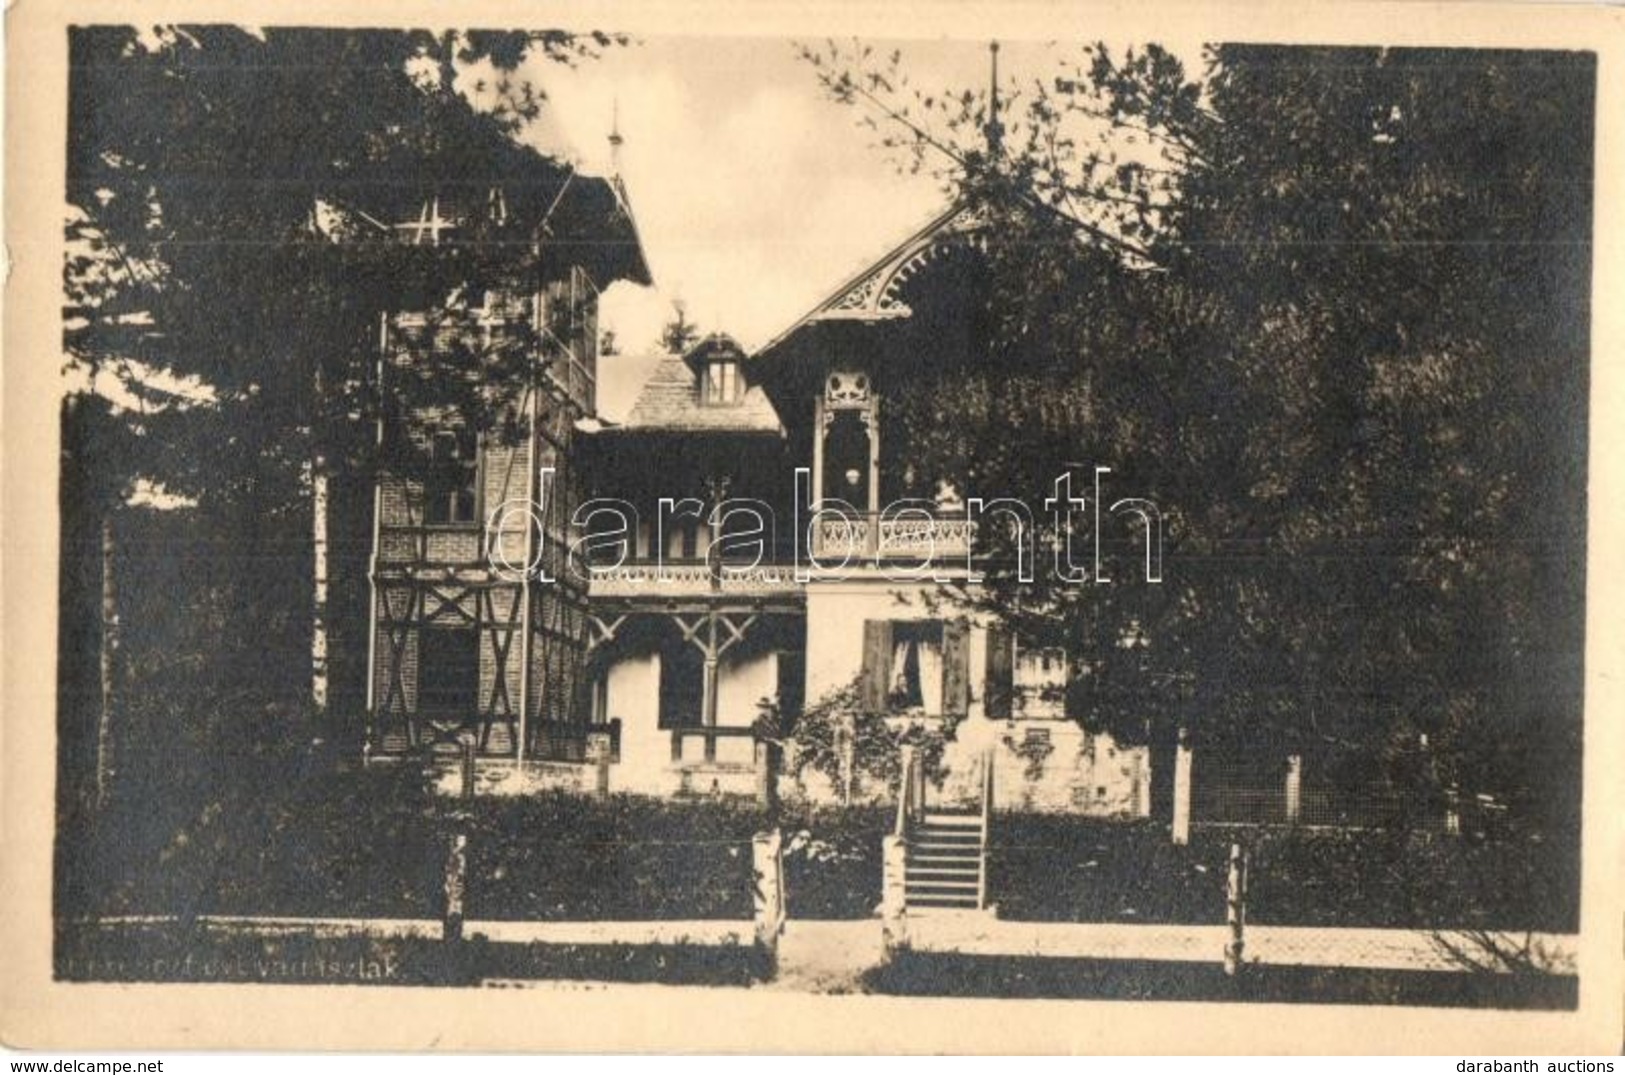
[704,360,740,405]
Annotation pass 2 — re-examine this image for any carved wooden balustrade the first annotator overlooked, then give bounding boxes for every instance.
[810,512,976,563]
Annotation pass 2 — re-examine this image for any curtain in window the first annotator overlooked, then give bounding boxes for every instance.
[918,639,942,714]
[889,633,943,713]
[889,639,917,707]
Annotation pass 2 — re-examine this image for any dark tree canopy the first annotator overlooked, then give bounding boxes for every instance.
[804,41,1591,817]
[60,25,632,804]
[66,25,630,507]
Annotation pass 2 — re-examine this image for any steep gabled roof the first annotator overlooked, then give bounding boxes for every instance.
[614,354,782,435]
[753,201,985,361]
[307,107,652,289]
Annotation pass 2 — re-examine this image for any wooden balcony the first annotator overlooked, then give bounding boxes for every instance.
[587,558,802,600]
[810,512,976,563]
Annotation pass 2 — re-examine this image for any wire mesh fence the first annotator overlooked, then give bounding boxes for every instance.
[1191,749,1467,833]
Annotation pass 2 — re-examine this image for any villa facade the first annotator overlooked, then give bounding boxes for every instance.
[362,178,1152,815]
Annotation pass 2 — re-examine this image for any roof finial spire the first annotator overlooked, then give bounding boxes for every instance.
[985,40,1004,159]
[608,97,625,174]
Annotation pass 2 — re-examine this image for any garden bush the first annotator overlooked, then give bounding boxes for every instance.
[988,814,1578,931]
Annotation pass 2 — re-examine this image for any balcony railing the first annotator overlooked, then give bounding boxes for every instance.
[532,718,621,764]
[586,559,801,598]
[810,512,976,562]
[670,724,760,766]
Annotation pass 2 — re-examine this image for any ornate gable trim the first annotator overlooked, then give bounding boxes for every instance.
[754,201,986,357]
[810,202,985,322]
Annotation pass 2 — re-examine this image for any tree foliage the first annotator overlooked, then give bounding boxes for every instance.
[66,26,625,500]
[61,25,626,783]
[771,678,951,795]
[802,41,1590,815]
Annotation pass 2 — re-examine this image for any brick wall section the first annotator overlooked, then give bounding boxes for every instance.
[370,293,601,756]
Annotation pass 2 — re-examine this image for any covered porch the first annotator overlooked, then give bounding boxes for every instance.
[584,589,804,798]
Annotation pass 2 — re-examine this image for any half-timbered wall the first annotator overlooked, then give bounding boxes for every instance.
[368,282,601,758]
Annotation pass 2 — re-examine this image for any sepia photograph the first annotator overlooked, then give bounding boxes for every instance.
[6,0,1623,1057]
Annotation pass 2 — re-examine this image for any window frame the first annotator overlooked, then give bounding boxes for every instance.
[704,360,740,405]
[1012,645,1070,720]
[421,427,481,528]
[861,618,969,718]
[416,623,482,715]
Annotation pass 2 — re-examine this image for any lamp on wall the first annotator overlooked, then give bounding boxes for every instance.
[844,467,862,489]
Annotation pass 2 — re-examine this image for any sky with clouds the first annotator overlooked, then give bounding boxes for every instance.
[515,33,1208,419]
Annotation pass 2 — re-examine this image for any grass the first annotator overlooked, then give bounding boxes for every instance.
[989,815,1579,931]
[58,748,1578,933]
[864,951,1578,1009]
[61,756,763,922]
[55,921,766,987]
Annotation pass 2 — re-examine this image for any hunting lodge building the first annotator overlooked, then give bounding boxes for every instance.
[360,146,1152,817]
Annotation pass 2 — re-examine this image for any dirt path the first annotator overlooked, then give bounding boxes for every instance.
[768,920,886,993]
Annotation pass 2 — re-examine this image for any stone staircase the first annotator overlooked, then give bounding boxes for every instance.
[904,810,986,910]
[889,746,994,914]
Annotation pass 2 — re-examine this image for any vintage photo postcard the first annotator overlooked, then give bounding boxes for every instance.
[4,0,1623,1055]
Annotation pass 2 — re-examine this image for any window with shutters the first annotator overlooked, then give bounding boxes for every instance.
[887,621,942,711]
[860,619,969,717]
[985,625,1070,720]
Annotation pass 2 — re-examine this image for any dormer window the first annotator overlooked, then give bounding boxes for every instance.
[687,333,748,407]
[704,359,740,405]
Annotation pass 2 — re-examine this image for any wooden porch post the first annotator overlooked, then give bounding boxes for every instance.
[811,394,826,508]
[701,657,720,760]
[865,397,880,558]
[671,609,758,764]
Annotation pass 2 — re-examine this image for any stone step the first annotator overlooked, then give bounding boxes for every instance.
[903,883,975,896]
[906,870,980,882]
[907,894,981,908]
[916,863,975,883]
[921,813,981,827]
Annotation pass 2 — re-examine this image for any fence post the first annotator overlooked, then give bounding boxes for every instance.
[587,731,612,800]
[1134,751,1152,818]
[881,834,909,954]
[1284,754,1302,824]
[755,739,776,810]
[443,829,468,943]
[1223,841,1248,976]
[458,730,477,802]
[1172,727,1193,846]
[752,829,785,973]
[897,743,917,829]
